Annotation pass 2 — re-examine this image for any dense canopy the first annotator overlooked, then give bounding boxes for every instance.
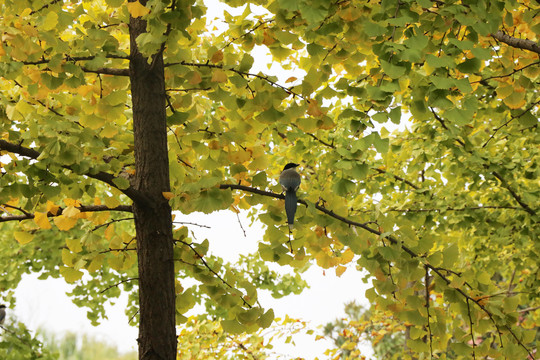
[0,0,538,359]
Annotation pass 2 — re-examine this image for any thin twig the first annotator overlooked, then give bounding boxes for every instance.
[100,278,139,294]
[175,239,252,308]
[466,298,477,360]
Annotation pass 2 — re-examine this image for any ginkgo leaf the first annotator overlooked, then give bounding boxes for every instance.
[34,212,52,229]
[335,265,347,277]
[104,223,115,240]
[14,231,34,245]
[66,238,83,253]
[210,50,223,63]
[63,205,81,218]
[59,266,84,283]
[42,11,58,31]
[54,216,78,231]
[211,69,228,83]
[127,1,150,18]
[46,201,60,215]
[87,254,104,272]
[162,192,175,200]
[188,71,202,85]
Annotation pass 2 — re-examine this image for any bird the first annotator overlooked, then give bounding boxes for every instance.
[279,163,301,230]
[0,304,6,325]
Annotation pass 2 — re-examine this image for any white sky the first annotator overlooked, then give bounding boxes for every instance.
[10,1,376,359]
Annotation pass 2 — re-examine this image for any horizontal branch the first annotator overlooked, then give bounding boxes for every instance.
[80,67,130,76]
[219,182,534,354]
[354,205,526,213]
[21,54,129,66]
[491,30,540,54]
[167,60,307,100]
[0,140,152,207]
[372,168,419,190]
[0,204,132,223]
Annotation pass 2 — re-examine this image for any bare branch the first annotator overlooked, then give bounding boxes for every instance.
[100,278,139,294]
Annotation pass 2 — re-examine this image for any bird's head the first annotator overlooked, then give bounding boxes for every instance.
[282,163,300,171]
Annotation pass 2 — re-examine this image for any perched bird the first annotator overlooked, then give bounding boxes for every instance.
[0,304,6,325]
[279,163,301,229]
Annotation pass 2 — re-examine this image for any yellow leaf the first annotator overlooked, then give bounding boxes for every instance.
[188,71,202,85]
[108,253,125,271]
[34,212,52,229]
[63,205,81,218]
[42,11,58,31]
[59,266,83,283]
[54,216,78,231]
[47,201,60,215]
[335,265,347,277]
[262,30,275,46]
[338,7,361,22]
[100,123,118,138]
[66,238,83,253]
[285,76,297,83]
[14,231,34,245]
[110,234,123,249]
[210,50,224,63]
[340,248,355,264]
[63,198,81,207]
[162,191,175,200]
[503,90,526,109]
[104,195,121,208]
[127,1,150,18]
[87,254,104,272]
[211,69,228,83]
[62,248,76,266]
[307,100,324,117]
[104,223,115,241]
[496,84,514,99]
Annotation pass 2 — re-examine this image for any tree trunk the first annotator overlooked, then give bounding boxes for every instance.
[129,3,177,359]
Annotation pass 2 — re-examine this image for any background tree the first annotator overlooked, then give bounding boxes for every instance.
[323,301,405,359]
[0,0,538,359]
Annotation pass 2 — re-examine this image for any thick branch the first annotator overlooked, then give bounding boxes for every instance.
[80,67,130,76]
[0,204,132,223]
[491,31,540,54]
[0,140,151,206]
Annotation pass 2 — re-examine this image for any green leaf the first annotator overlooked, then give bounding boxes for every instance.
[381,60,406,79]
[257,309,274,329]
[168,112,189,126]
[332,178,355,196]
[112,177,131,190]
[221,319,245,334]
[59,267,84,283]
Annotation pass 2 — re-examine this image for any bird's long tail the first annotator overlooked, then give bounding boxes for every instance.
[285,190,297,230]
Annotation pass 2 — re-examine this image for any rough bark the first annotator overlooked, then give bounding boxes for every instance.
[129,2,177,359]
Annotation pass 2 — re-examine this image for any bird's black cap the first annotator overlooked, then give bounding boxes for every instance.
[283,163,300,170]
[0,305,6,308]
